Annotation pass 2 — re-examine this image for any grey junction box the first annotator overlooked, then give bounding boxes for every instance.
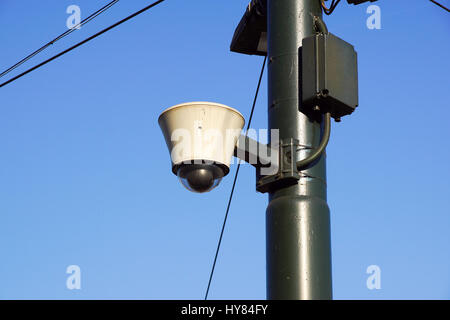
[302,33,359,120]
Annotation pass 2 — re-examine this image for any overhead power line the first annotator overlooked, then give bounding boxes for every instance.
[0,0,166,89]
[0,0,120,79]
[430,0,450,12]
[204,56,267,300]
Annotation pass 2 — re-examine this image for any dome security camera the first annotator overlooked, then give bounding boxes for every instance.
[158,102,245,193]
[176,163,228,193]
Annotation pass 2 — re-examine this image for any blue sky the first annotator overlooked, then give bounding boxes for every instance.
[0,0,449,299]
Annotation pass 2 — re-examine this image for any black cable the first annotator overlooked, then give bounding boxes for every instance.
[322,0,341,15]
[430,0,450,12]
[329,0,341,15]
[321,0,335,12]
[204,56,267,300]
[0,0,119,79]
[0,0,166,89]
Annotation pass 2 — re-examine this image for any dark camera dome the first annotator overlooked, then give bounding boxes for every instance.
[177,164,225,193]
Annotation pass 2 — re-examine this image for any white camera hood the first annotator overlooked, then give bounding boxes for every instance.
[158,102,245,174]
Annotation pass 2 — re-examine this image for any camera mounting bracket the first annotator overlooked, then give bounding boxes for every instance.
[255,138,301,193]
[234,135,303,193]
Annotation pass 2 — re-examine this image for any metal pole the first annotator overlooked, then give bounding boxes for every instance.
[266,0,332,299]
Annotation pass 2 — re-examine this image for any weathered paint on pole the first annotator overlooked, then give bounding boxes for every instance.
[266,0,333,299]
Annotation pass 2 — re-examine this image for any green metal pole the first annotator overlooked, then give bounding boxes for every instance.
[266,0,332,299]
